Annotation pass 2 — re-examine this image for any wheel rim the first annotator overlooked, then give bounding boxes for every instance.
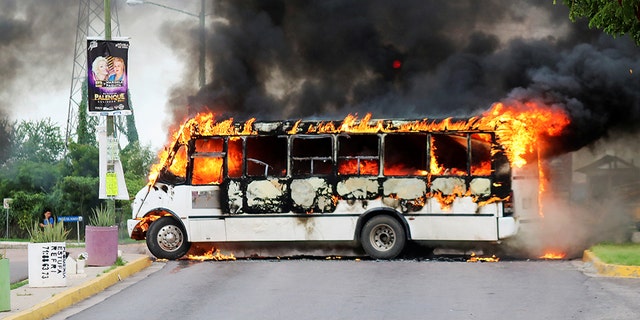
[156,224,184,252]
[369,224,396,251]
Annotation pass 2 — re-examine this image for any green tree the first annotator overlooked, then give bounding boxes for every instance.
[0,119,64,196]
[7,191,48,238]
[120,141,156,177]
[559,0,640,44]
[63,142,99,177]
[76,80,97,146]
[11,161,61,193]
[0,117,12,164]
[53,176,99,218]
[11,119,64,163]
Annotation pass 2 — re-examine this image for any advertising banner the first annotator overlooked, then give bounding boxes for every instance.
[87,38,131,115]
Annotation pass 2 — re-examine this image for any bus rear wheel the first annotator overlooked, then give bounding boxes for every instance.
[361,215,406,259]
[146,216,191,260]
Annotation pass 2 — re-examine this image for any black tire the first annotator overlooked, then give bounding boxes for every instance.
[360,215,406,259]
[146,216,191,260]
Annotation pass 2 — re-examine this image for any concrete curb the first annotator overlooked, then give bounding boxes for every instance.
[3,255,152,320]
[0,242,28,249]
[583,250,640,278]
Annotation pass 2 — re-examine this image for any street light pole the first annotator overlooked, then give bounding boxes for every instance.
[105,0,113,138]
[104,0,116,213]
[199,0,205,88]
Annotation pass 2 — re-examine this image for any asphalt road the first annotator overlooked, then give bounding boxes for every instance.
[55,258,640,320]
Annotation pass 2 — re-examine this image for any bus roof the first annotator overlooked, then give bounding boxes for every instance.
[183,114,496,139]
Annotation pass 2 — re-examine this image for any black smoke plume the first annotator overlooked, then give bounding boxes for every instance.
[163,0,640,156]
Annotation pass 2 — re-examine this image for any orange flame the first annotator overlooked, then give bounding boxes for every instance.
[338,159,379,175]
[539,251,566,260]
[148,114,256,186]
[431,186,470,210]
[467,252,500,262]
[479,102,570,168]
[185,247,237,261]
[148,102,570,190]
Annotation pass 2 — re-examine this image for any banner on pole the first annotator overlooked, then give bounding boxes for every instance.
[87,38,132,115]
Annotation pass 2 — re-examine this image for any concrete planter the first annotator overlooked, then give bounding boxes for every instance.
[27,242,67,288]
[85,225,119,266]
[0,258,10,311]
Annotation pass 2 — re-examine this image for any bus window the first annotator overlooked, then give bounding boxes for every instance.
[338,135,379,175]
[384,134,427,176]
[227,137,243,178]
[192,138,224,185]
[470,133,492,176]
[158,144,188,184]
[246,136,287,177]
[291,136,333,176]
[430,134,468,176]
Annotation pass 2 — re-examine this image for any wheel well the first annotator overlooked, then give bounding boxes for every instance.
[132,209,183,240]
[355,208,411,242]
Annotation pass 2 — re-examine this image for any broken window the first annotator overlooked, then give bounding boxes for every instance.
[291,135,333,176]
[158,144,188,184]
[470,133,492,176]
[384,134,427,176]
[192,138,224,185]
[227,137,243,178]
[338,134,379,175]
[246,135,287,177]
[430,134,468,176]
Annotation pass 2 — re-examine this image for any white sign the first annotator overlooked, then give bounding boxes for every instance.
[3,198,12,209]
[28,242,67,287]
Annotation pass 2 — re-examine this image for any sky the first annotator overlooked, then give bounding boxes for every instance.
[1,0,640,155]
[1,0,198,151]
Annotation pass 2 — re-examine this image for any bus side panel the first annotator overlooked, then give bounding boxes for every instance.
[408,215,498,241]
[178,185,226,241]
[224,216,357,241]
[189,218,227,242]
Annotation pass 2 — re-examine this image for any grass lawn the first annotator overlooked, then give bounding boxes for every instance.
[590,243,640,266]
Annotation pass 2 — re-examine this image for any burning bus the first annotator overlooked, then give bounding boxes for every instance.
[128,103,569,260]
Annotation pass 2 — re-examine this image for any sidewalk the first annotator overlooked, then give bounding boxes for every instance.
[1,242,153,320]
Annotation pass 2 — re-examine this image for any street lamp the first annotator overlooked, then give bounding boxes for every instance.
[127,0,206,88]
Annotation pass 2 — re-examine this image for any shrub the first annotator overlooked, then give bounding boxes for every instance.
[89,204,116,227]
[28,222,69,243]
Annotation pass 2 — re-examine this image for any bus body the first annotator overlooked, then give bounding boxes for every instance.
[128,117,540,259]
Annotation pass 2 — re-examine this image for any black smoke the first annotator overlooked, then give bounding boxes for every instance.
[162,0,640,156]
[0,0,77,153]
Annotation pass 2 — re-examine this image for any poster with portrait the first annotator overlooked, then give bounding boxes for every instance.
[87,38,131,115]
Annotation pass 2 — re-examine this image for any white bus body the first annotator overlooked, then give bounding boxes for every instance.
[128,118,540,259]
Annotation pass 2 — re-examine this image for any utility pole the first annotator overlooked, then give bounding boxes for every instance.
[104,0,116,213]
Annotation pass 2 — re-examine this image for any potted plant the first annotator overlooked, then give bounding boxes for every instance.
[0,249,10,311]
[27,221,70,287]
[85,204,119,266]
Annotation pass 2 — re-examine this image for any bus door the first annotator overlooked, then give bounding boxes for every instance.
[511,163,541,223]
[187,137,226,241]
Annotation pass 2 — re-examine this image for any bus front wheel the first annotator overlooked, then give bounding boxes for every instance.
[146,217,191,260]
[360,215,406,259]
